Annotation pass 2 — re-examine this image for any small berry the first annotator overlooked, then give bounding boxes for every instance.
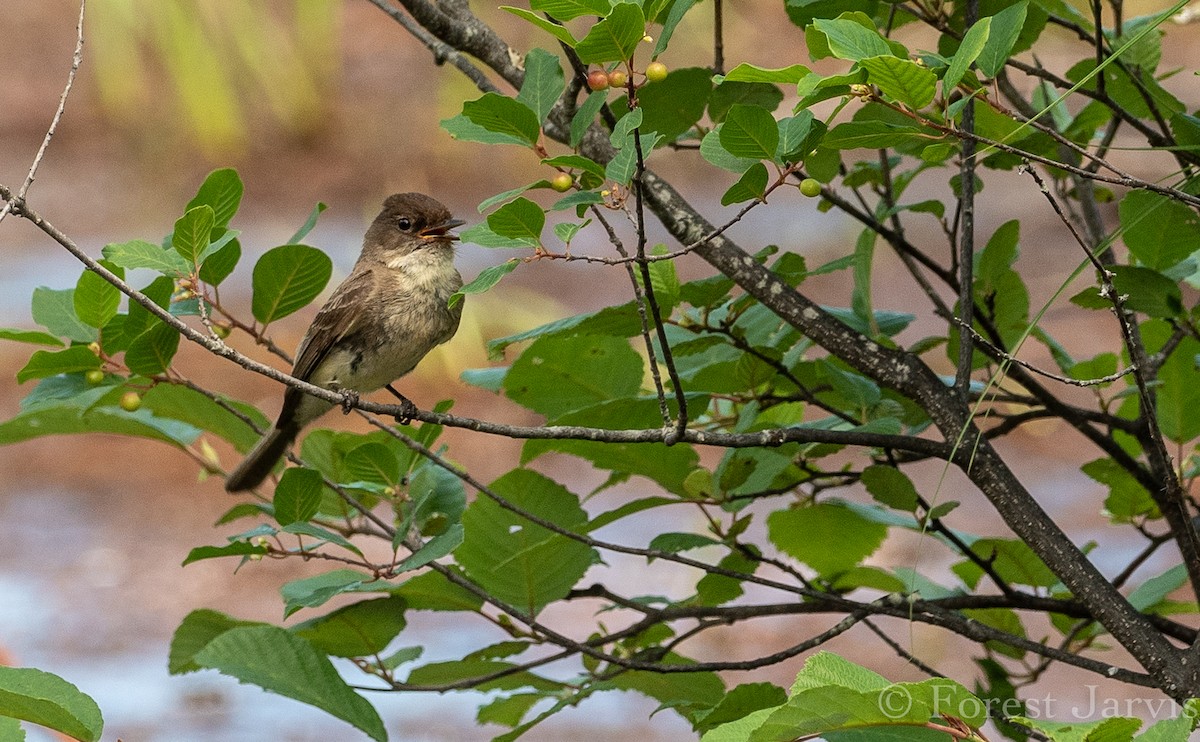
[645,61,669,82]
[119,391,142,412]
[607,70,628,88]
[212,321,232,339]
[550,173,574,192]
[800,178,822,198]
[87,342,101,355]
[85,369,105,385]
[587,70,610,91]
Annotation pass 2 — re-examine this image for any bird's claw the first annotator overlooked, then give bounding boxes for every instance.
[340,390,360,415]
[395,398,418,425]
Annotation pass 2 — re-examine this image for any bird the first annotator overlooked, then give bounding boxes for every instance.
[225,192,465,492]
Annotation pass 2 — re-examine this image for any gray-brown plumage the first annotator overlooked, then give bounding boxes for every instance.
[225,193,464,492]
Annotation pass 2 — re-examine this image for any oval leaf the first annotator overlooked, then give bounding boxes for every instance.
[0,666,103,742]
[251,245,333,326]
[194,626,387,742]
[720,104,780,161]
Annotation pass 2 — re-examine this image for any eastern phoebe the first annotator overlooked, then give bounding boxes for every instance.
[225,192,465,492]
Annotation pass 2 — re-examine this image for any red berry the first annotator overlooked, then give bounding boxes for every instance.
[587,70,610,91]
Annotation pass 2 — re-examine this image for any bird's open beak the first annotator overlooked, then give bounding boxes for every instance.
[420,218,466,242]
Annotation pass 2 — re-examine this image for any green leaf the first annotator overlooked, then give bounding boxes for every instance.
[169,609,265,674]
[1156,336,1200,443]
[16,346,100,384]
[636,66,713,142]
[101,239,190,275]
[574,3,645,64]
[441,114,530,147]
[462,93,541,146]
[395,524,464,571]
[1119,190,1200,270]
[571,90,607,148]
[943,17,991,93]
[696,683,787,734]
[1135,700,1200,742]
[453,260,520,305]
[284,522,364,557]
[186,168,243,229]
[701,127,760,173]
[529,0,610,21]
[172,205,216,265]
[0,328,63,347]
[1109,266,1182,319]
[486,300,642,358]
[811,17,894,61]
[768,503,887,576]
[197,239,241,286]
[288,202,328,244]
[487,198,545,246]
[0,666,103,742]
[720,104,780,161]
[182,541,270,566]
[503,334,642,419]
[860,465,920,511]
[952,538,1058,588]
[392,569,483,612]
[342,442,402,486]
[457,469,596,615]
[542,154,607,181]
[275,468,323,526]
[517,48,565,125]
[194,626,387,741]
[281,569,383,617]
[141,383,266,451]
[74,262,123,329]
[1013,716,1142,742]
[1127,563,1187,613]
[251,244,333,326]
[720,63,812,84]
[460,223,540,249]
[0,376,200,448]
[31,287,97,343]
[978,2,1028,77]
[291,596,406,658]
[610,659,725,720]
[721,162,769,205]
[710,81,785,124]
[823,120,936,149]
[124,321,180,376]
[653,0,699,56]
[501,6,578,46]
[648,532,721,554]
[859,55,936,109]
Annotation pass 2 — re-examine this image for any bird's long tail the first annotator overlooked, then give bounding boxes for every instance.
[225,425,298,492]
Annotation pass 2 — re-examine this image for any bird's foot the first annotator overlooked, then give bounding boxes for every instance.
[395,397,419,425]
[339,389,360,415]
[385,384,419,424]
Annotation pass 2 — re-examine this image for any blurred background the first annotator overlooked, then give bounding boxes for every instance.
[0,1,1197,740]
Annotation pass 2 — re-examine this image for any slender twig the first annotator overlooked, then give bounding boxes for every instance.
[1021,164,1200,601]
[0,0,86,225]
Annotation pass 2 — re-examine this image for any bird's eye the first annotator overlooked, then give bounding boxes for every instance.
[397,217,413,231]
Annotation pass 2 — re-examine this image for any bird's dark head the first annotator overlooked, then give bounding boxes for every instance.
[363,192,465,258]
